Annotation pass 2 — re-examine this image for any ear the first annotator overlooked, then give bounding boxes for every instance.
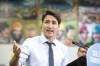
[41,25,43,30]
[41,23,43,27]
[57,26,60,32]
[58,24,60,29]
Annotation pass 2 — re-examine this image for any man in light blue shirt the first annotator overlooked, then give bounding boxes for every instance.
[9,10,68,66]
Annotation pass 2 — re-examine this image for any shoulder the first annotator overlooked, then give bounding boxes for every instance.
[25,36,39,42]
[22,36,40,46]
[56,40,68,51]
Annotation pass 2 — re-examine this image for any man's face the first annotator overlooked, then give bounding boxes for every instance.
[77,47,87,58]
[42,15,59,39]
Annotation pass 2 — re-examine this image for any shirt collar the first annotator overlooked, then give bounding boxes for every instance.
[39,33,57,46]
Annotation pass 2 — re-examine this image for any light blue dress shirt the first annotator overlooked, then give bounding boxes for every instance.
[19,34,68,66]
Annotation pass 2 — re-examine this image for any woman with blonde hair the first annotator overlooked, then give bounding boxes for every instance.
[24,24,36,38]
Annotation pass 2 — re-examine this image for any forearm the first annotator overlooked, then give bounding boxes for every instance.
[9,55,19,66]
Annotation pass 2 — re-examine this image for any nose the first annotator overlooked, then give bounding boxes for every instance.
[48,23,53,28]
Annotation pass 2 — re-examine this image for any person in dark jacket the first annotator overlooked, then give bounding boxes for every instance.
[66,45,88,66]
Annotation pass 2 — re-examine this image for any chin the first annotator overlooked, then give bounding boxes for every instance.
[48,35,53,38]
[47,34,54,38]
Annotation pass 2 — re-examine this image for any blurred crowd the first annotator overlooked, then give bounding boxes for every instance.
[0,21,36,44]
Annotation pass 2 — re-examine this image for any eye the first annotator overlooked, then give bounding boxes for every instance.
[52,20,57,25]
[44,20,50,24]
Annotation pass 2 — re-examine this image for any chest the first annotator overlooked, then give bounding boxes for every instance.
[29,43,64,65]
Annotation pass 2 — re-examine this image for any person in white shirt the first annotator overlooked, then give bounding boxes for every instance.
[9,10,68,66]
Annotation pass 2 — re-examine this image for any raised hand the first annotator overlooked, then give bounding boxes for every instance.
[13,41,21,58]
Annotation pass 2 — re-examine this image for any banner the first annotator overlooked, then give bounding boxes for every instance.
[87,43,100,66]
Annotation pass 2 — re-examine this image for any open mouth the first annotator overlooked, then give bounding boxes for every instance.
[47,30,53,34]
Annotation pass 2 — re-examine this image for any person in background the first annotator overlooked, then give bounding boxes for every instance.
[56,22,66,42]
[63,25,75,46]
[24,24,36,38]
[92,25,100,43]
[11,22,24,44]
[86,15,100,46]
[9,10,68,66]
[79,25,88,46]
[56,30,65,42]
[0,22,11,43]
[77,45,88,58]
[89,25,100,45]
[67,45,89,66]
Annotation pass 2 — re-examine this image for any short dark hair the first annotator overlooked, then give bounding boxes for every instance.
[42,10,61,25]
[0,22,9,32]
[78,45,89,52]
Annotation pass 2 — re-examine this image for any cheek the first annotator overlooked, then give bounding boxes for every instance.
[82,33,88,37]
[42,26,47,33]
[55,26,59,31]
[79,52,83,56]
[55,29,59,34]
[78,52,81,56]
[85,34,88,37]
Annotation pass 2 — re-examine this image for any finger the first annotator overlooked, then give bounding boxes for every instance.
[13,41,17,50]
[13,40,19,50]
[17,48,21,54]
[13,45,18,53]
[13,46,20,56]
[13,41,19,53]
[13,40,17,46]
[13,44,18,50]
[15,47,21,57]
[13,44,15,50]
[15,45,20,52]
